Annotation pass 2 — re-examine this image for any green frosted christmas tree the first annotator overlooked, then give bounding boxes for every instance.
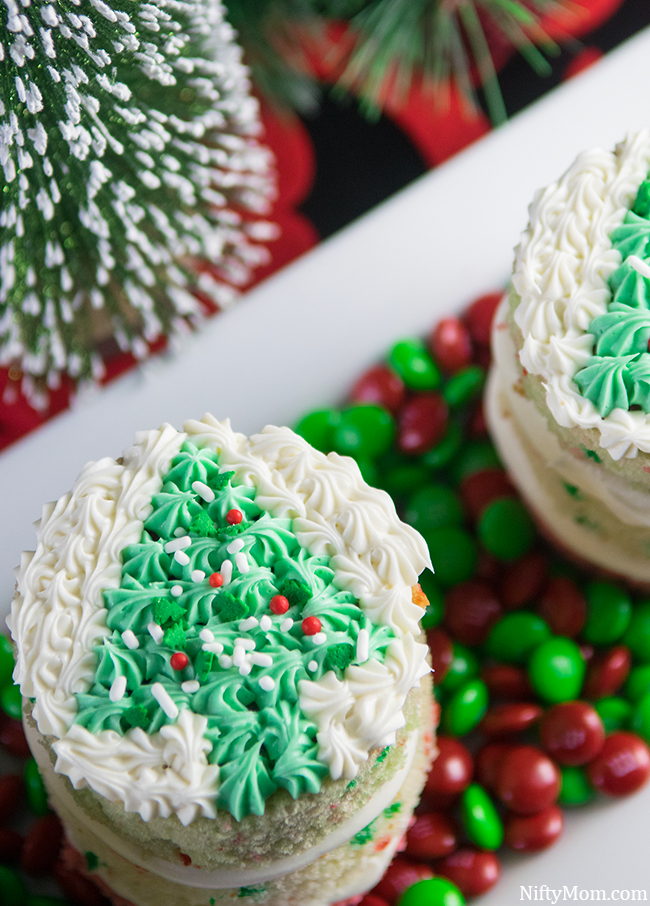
[0,0,275,405]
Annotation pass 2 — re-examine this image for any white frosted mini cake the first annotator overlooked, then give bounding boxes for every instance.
[9,416,435,906]
[487,131,650,585]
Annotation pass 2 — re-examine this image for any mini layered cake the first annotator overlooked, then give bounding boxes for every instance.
[9,416,434,906]
[487,130,650,585]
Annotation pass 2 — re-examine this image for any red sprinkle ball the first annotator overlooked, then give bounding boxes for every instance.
[208,572,223,588]
[170,652,189,672]
[226,508,243,525]
[302,616,322,636]
[270,595,290,615]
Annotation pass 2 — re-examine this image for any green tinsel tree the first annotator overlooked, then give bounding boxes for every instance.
[0,0,275,405]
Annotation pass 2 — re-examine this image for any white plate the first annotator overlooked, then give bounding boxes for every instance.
[4,26,650,902]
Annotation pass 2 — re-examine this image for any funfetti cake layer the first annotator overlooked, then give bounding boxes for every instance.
[9,416,435,906]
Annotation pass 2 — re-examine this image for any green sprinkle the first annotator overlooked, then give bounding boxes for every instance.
[383,802,401,818]
[153,597,186,626]
[189,511,217,537]
[351,822,375,846]
[218,593,248,622]
[580,445,602,463]
[163,622,186,649]
[324,643,355,672]
[376,746,390,764]
[85,852,99,872]
[238,886,266,898]
[282,579,311,607]
[563,482,582,499]
[346,779,357,790]
[123,705,149,729]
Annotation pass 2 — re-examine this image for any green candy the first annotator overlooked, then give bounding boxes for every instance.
[625,664,650,702]
[443,365,485,409]
[418,573,445,629]
[486,612,551,665]
[451,440,500,484]
[405,484,463,532]
[528,637,585,703]
[478,498,536,561]
[0,684,22,721]
[461,783,504,850]
[294,408,340,453]
[398,878,465,906]
[442,678,488,735]
[440,643,480,693]
[24,758,49,816]
[27,898,70,906]
[380,461,429,497]
[423,526,477,587]
[0,867,27,906]
[355,457,379,487]
[631,692,650,743]
[422,420,463,471]
[389,339,441,390]
[333,403,395,459]
[594,696,631,733]
[622,601,650,662]
[0,635,14,689]
[583,581,631,645]
[559,765,594,807]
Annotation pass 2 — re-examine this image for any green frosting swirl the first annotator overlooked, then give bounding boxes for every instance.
[74,441,396,821]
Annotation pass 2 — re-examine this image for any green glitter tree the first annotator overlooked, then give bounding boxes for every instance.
[0,0,275,405]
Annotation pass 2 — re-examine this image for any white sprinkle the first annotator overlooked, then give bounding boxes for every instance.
[109,675,127,702]
[199,628,214,643]
[238,617,258,632]
[251,652,273,668]
[235,552,249,574]
[173,527,188,538]
[312,632,327,646]
[171,585,183,598]
[235,638,256,650]
[147,622,164,644]
[192,480,215,502]
[202,641,224,656]
[259,676,275,691]
[181,680,200,694]
[260,615,272,631]
[218,654,233,669]
[227,537,245,554]
[165,536,191,553]
[122,629,139,650]
[281,618,293,633]
[174,550,190,566]
[191,569,206,583]
[151,683,179,719]
[239,663,252,677]
[357,629,370,663]
[233,647,245,668]
[308,660,318,672]
[220,560,233,586]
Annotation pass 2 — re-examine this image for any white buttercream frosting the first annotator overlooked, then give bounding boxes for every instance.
[513,130,650,460]
[10,417,430,823]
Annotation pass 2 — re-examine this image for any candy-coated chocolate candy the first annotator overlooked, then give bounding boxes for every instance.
[442,679,489,736]
[630,693,650,744]
[423,527,477,587]
[474,743,513,791]
[427,628,454,685]
[480,664,533,700]
[0,685,22,722]
[460,783,503,850]
[559,765,595,807]
[451,440,500,485]
[21,814,62,877]
[626,664,650,703]
[0,636,14,689]
[586,732,650,796]
[359,897,391,906]
[422,421,463,471]
[371,857,433,905]
[537,576,586,638]
[528,637,585,703]
[0,775,23,826]
[459,468,514,522]
[495,746,561,815]
[0,865,27,906]
[269,595,289,615]
[389,339,441,390]
[26,898,70,906]
[479,702,543,738]
[504,804,564,852]
[443,366,485,409]
[467,398,488,438]
[53,859,109,906]
[226,508,243,525]
[397,878,465,906]
[418,574,444,629]
[435,849,501,897]
[622,601,650,662]
[380,459,429,498]
[443,581,501,647]
[539,702,605,766]
[24,759,48,816]
[584,581,631,645]
[404,811,458,859]
[584,645,631,699]
[334,403,395,459]
[0,716,30,758]
[423,737,473,805]
[478,497,536,562]
[486,612,551,665]
[350,364,405,412]
[405,484,463,533]
[294,408,340,452]
[439,644,479,694]
[429,317,473,374]
[0,828,23,865]
[463,292,502,347]
[397,393,448,456]
[594,697,632,734]
[356,457,379,486]
[499,551,548,610]
[474,551,501,583]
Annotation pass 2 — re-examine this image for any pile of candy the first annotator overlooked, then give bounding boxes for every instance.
[2,292,650,906]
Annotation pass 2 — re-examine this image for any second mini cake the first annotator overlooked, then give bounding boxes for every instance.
[9,416,434,906]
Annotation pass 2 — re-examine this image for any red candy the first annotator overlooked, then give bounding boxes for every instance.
[0,828,24,864]
[270,595,290,615]
[54,860,111,906]
[475,742,513,791]
[0,774,23,825]
[208,572,223,588]
[397,392,448,456]
[301,617,322,636]
[537,576,586,638]
[226,508,243,525]
[479,702,543,738]
[370,857,433,905]
[423,736,473,807]
[504,805,565,852]
[170,652,189,671]
[350,365,405,412]
[426,627,453,684]
[540,702,605,766]
[463,292,502,347]
[586,732,650,796]
[359,898,391,906]
[495,746,561,815]
[21,814,63,876]
[443,581,502,647]
[584,645,631,699]
[435,848,501,896]
[481,664,533,700]
[499,551,548,610]
[0,716,30,758]
[460,468,514,522]
[404,811,458,860]
[429,317,473,373]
